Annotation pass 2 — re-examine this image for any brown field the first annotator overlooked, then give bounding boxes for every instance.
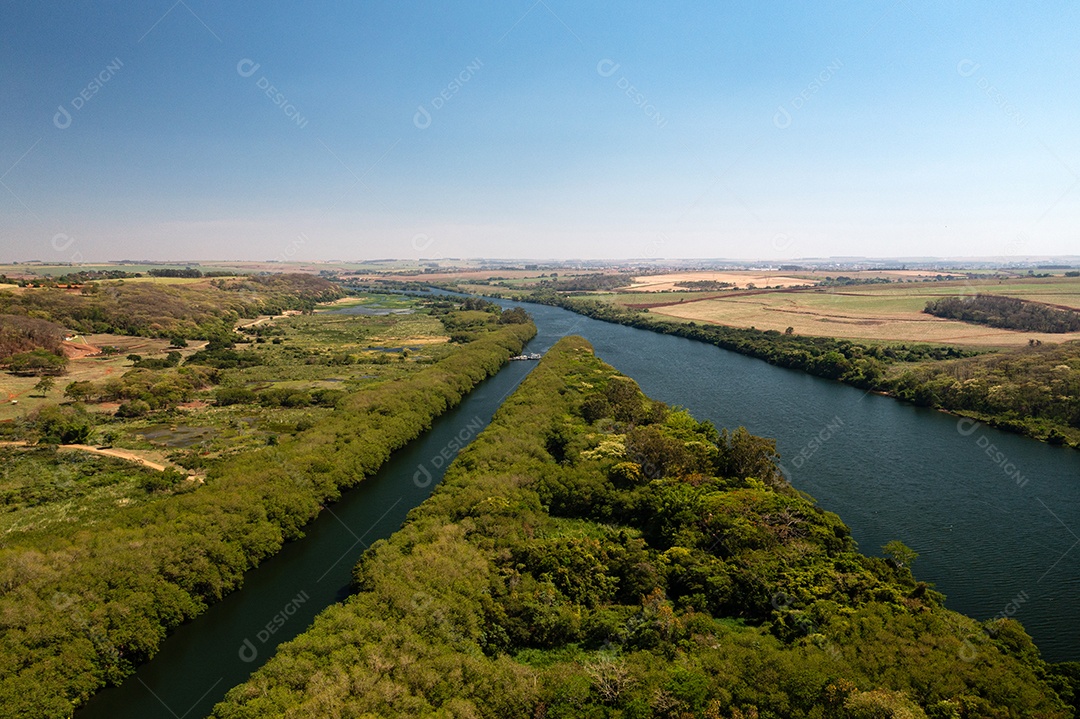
[625,271,817,292]
[351,269,601,283]
[633,277,1080,347]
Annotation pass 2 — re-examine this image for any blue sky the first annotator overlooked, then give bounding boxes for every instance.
[1,1,1077,262]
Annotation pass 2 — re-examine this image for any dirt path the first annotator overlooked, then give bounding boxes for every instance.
[235,310,301,330]
[0,440,169,471]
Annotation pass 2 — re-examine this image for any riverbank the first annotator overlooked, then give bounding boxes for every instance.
[520,291,1080,450]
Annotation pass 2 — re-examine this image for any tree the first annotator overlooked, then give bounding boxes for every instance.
[4,349,68,376]
[64,380,96,402]
[883,540,918,568]
[116,399,151,418]
[34,405,94,444]
[169,336,188,348]
[499,307,530,324]
[34,376,55,395]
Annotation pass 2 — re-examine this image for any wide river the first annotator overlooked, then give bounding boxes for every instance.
[77,298,1080,719]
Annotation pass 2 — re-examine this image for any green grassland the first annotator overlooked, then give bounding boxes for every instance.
[2,294,461,474]
[0,446,182,539]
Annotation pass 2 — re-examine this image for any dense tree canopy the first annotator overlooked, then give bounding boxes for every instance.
[925,294,1080,333]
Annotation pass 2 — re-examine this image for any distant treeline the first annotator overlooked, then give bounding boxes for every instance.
[534,272,636,292]
[925,294,1080,333]
[147,267,235,278]
[674,280,735,290]
[0,319,535,718]
[30,270,140,285]
[213,336,1076,719]
[0,274,343,340]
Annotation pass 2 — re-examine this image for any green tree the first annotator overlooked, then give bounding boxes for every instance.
[4,349,68,376]
[64,380,96,402]
[883,540,918,568]
[34,376,56,395]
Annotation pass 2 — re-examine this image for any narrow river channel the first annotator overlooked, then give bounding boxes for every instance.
[76,297,1080,718]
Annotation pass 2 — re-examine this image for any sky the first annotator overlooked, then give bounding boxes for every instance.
[1,1,1078,263]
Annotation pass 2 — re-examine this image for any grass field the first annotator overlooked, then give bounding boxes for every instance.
[0,334,191,421]
[0,293,464,540]
[614,276,1080,347]
[0,445,175,538]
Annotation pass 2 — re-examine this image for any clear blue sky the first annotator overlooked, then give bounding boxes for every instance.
[1,1,1077,262]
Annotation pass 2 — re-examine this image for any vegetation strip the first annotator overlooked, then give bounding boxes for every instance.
[211,336,1076,718]
[0,320,534,718]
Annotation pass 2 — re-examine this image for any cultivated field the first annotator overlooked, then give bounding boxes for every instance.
[624,271,815,291]
[621,276,1080,347]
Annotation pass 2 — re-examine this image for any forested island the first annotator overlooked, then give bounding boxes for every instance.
[212,336,1077,719]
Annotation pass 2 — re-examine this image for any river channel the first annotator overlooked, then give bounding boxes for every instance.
[76,296,1080,718]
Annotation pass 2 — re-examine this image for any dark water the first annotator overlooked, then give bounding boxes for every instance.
[77,298,1080,719]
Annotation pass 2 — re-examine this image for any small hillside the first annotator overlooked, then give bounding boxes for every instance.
[0,274,343,340]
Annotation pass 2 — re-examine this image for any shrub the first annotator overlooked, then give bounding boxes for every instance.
[116,399,151,418]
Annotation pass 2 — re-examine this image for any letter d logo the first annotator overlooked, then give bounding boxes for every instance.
[54,105,72,130]
[596,59,620,77]
[238,638,258,663]
[773,105,792,130]
[956,59,980,78]
[956,417,981,437]
[413,105,432,130]
[413,464,432,487]
[236,58,260,77]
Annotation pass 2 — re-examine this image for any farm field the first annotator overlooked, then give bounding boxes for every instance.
[612,276,1080,347]
[1,284,455,443]
[624,271,815,291]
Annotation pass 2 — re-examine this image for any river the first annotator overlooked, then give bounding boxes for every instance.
[76,297,1080,719]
